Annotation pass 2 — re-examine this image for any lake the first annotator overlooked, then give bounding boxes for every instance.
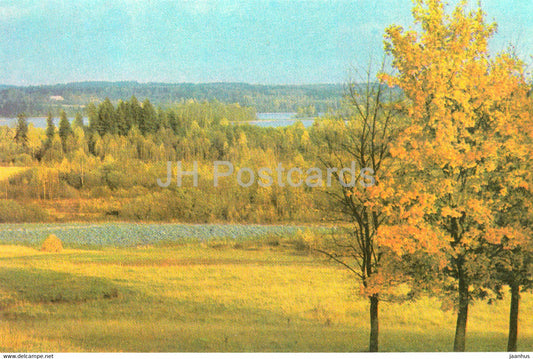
[252,112,317,127]
[0,113,316,129]
[0,116,89,129]
[249,114,316,127]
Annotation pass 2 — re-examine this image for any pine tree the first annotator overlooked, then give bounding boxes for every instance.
[96,98,117,135]
[14,113,29,146]
[140,99,156,134]
[86,102,98,133]
[58,110,73,153]
[73,112,84,129]
[116,100,131,136]
[44,111,55,150]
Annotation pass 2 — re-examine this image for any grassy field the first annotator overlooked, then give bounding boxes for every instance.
[0,237,531,352]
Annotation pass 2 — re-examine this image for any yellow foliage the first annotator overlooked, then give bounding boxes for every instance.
[0,167,26,181]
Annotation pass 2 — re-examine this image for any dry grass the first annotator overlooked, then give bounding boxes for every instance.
[41,234,64,253]
[0,243,531,352]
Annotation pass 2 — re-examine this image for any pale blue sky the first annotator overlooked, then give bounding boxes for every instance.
[0,0,531,85]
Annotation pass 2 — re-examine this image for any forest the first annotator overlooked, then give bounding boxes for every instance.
[0,82,346,117]
[1,95,332,223]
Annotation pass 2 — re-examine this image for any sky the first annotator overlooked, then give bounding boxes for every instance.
[0,0,531,86]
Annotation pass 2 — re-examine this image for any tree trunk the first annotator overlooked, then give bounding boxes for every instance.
[453,273,469,352]
[507,282,520,352]
[369,294,379,352]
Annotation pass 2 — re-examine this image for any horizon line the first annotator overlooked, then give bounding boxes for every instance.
[0,80,348,89]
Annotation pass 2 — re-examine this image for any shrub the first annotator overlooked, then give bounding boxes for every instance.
[13,153,33,166]
[291,229,313,251]
[41,234,63,252]
[0,200,48,222]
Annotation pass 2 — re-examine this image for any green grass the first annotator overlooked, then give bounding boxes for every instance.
[0,242,531,352]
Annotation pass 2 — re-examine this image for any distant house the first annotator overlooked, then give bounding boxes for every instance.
[49,95,64,101]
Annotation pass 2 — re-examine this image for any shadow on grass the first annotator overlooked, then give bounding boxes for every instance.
[1,253,529,352]
[0,266,130,308]
[0,264,362,352]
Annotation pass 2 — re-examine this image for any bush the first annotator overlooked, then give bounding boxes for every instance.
[13,153,33,166]
[41,234,63,252]
[0,200,48,222]
[289,229,313,251]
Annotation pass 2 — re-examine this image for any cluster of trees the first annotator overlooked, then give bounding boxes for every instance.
[2,95,328,223]
[86,97,256,137]
[295,105,317,118]
[311,0,532,353]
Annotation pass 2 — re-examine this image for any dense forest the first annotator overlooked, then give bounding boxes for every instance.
[0,96,346,223]
[0,82,348,117]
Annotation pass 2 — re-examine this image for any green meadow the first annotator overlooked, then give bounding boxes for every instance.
[0,237,531,352]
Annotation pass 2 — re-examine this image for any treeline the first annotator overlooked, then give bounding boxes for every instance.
[1,98,329,223]
[86,97,256,137]
[0,82,345,117]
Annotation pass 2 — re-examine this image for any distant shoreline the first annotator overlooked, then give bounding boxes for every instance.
[0,113,322,129]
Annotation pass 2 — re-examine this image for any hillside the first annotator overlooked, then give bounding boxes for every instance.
[0,82,346,117]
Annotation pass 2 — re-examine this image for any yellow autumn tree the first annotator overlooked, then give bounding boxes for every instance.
[381,0,532,351]
[310,62,419,352]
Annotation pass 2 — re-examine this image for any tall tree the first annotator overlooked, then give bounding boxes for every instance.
[128,95,143,129]
[45,111,55,144]
[58,109,73,153]
[14,113,29,147]
[116,100,131,136]
[309,64,410,352]
[140,99,156,134]
[86,102,98,133]
[40,111,56,160]
[73,112,84,129]
[381,0,532,351]
[96,98,117,135]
